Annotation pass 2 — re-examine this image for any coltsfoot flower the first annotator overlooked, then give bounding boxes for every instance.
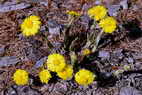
[57,64,73,80]
[46,53,66,72]
[99,17,117,33]
[13,69,29,85]
[75,69,95,86]
[39,69,52,83]
[82,49,91,56]
[67,10,81,17]
[88,5,107,21]
[21,15,41,36]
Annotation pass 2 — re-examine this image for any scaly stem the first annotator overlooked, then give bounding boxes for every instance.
[92,30,104,52]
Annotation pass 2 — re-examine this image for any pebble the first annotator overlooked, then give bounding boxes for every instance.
[34,56,47,68]
[112,49,124,59]
[126,57,134,64]
[0,47,5,56]
[53,82,68,94]
[0,3,31,13]
[120,87,142,95]
[98,50,110,59]
[0,56,20,67]
[107,5,120,16]
[47,20,62,35]
[120,0,128,9]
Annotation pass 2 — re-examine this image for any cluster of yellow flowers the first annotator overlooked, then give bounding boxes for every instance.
[13,69,52,85]
[14,6,117,86]
[46,53,73,80]
[13,53,95,86]
[88,5,117,33]
[13,53,74,85]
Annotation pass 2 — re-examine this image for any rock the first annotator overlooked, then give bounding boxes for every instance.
[11,85,41,95]
[80,15,91,30]
[40,1,48,6]
[133,53,142,60]
[23,46,42,62]
[120,87,142,95]
[34,56,47,68]
[112,49,124,59]
[98,51,110,59]
[126,57,134,64]
[95,0,102,5]
[0,56,20,67]
[47,20,62,35]
[0,3,31,12]
[135,62,142,70]
[0,46,5,56]
[52,82,68,94]
[120,0,128,9]
[107,5,121,16]
[4,87,17,95]
[48,27,61,35]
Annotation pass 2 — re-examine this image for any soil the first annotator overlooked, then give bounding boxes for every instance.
[0,0,142,95]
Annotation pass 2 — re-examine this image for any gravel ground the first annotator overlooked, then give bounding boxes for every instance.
[0,0,142,95]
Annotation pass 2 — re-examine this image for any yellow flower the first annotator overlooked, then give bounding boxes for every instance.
[88,5,107,21]
[57,64,73,80]
[82,49,91,56]
[39,69,52,83]
[75,69,95,86]
[21,15,41,36]
[99,17,117,33]
[67,10,81,17]
[46,53,66,72]
[13,69,29,85]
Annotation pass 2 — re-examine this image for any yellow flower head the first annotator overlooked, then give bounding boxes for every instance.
[88,5,107,21]
[46,53,66,72]
[75,69,95,86]
[82,49,91,56]
[21,15,41,36]
[39,69,52,83]
[67,10,81,17]
[13,69,29,85]
[99,17,117,33]
[57,64,73,80]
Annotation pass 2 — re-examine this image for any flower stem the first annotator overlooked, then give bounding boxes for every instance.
[92,30,104,52]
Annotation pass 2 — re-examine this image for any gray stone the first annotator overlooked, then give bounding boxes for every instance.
[80,15,91,30]
[0,47,5,56]
[120,0,128,9]
[48,27,61,35]
[0,56,20,67]
[107,5,121,16]
[127,57,134,64]
[113,49,124,59]
[53,82,68,94]
[47,20,62,35]
[0,3,31,12]
[40,1,48,6]
[120,87,142,95]
[95,0,102,5]
[98,51,110,59]
[14,86,40,95]
[5,87,17,95]
[34,56,47,68]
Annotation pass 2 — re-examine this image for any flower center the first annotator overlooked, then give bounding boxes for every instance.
[27,21,33,28]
